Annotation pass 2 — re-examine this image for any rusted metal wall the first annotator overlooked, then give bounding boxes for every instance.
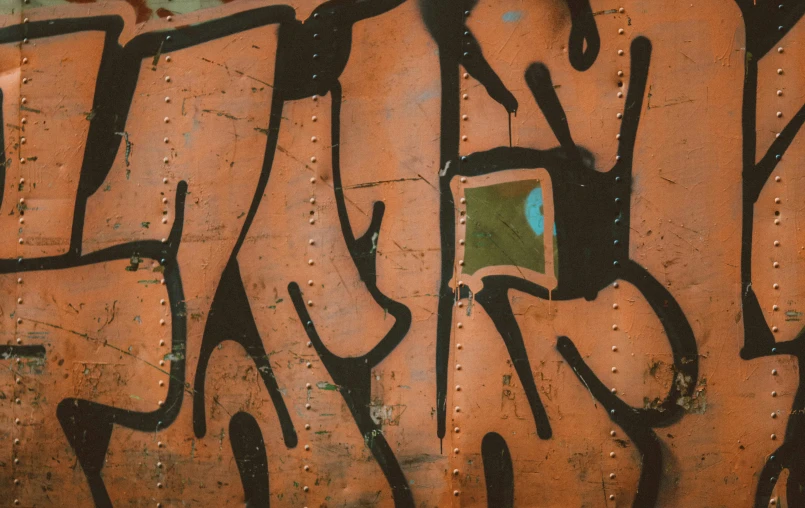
[0,0,802,506]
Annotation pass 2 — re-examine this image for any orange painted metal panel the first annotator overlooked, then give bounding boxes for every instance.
[0,1,802,507]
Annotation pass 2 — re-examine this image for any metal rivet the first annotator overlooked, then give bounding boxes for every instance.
[618,7,624,12]
[610,452,616,458]
[773,326,779,332]
[166,15,173,21]
[455,385,461,391]
[611,367,617,372]
[453,490,460,497]
[775,219,781,225]
[16,338,21,344]
[778,90,783,97]
[158,400,164,406]
[164,117,170,123]
[456,364,462,370]
[778,47,784,53]
[616,113,623,119]
[458,260,464,265]
[612,346,617,351]
[617,92,623,98]
[774,240,780,246]
[773,305,779,311]
[462,115,468,121]
[777,112,783,118]
[617,70,624,77]
[613,282,619,288]
[774,283,780,289]
[311,136,317,143]
[462,94,469,100]
[164,97,170,103]
[22,78,28,84]
[457,343,462,349]
[774,262,780,268]
[304,424,311,430]
[612,324,618,330]
[618,49,624,56]
[454,427,460,433]
[306,362,312,368]
[778,69,784,75]
[20,117,26,124]
[20,137,25,144]
[457,322,463,328]
[311,156,317,163]
[20,98,26,104]
[453,448,460,454]
[310,177,316,183]
[772,391,778,397]
[610,387,617,393]
[618,28,624,34]
[772,434,777,440]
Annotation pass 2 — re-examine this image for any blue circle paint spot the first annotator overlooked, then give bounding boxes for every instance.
[525,186,545,235]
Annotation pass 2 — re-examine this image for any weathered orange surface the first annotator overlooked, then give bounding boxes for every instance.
[0,1,802,507]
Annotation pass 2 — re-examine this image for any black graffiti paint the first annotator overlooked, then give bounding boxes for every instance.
[420,1,700,500]
[566,0,600,71]
[230,411,270,507]
[733,1,805,505]
[282,79,415,507]
[481,432,514,508]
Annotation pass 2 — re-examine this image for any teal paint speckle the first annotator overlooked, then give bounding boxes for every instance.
[525,187,545,235]
[503,11,522,22]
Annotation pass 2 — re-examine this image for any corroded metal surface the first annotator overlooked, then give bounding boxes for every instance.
[0,0,803,506]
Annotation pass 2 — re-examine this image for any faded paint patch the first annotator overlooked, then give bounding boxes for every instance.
[502,11,523,22]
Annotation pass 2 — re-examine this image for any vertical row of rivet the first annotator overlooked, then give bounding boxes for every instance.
[300,93,323,508]
[155,34,174,508]
[12,17,29,505]
[452,173,468,503]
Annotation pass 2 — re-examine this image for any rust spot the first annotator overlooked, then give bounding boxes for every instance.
[156,8,175,18]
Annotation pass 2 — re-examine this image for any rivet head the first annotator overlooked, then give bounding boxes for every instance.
[772,369,778,375]
[453,490,460,497]
[777,112,783,118]
[455,385,461,391]
[617,49,624,55]
[463,73,469,79]
[310,177,316,183]
[164,117,170,123]
[304,444,310,450]
[772,412,777,418]
[453,469,460,475]
[773,326,779,332]
[610,387,617,393]
[618,7,624,12]
[618,28,624,34]
[454,427,460,433]
[775,175,781,182]
[166,15,173,21]
[456,364,462,370]
[462,94,469,100]
[610,473,616,479]
[778,47,784,53]
[311,136,318,142]
[774,240,780,246]
[778,90,783,96]
[612,324,618,330]
[778,68,784,75]
[453,448,460,454]
[611,367,617,372]
[303,486,309,492]
[305,403,311,409]
[774,284,780,289]
[775,219,781,225]
[457,322,463,328]
[616,113,623,119]
[773,262,780,268]
[158,441,163,447]
[610,430,616,436]
[306,362,312,368]
[610,452,616,458]
[772,391,778,397]
[308,259,314,265]
[773,305,779,311]
[164,76,171,82]
[617,70,624,77]
[772,434,777,440]
[304,424,311,430]
[612,346,617,351]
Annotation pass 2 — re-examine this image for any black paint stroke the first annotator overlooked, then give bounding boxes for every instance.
[230,411,270,507]
[557,336,662,507]
[289,283,414,507]
[734,1,805,505]
[194,258,297,448]
[481,432,514,508]
[566,0,600,71]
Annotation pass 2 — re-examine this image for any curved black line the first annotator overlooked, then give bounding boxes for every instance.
[474,283,552,439]
[481,432,514,508]
[566,0,600,71]
[230,411,270,507]
[288,282,414,508]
